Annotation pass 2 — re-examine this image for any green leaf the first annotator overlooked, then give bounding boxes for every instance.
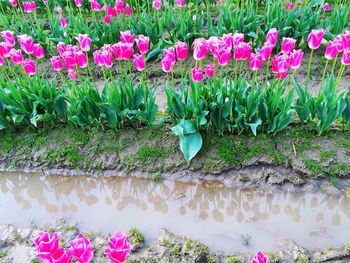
[179,132,202,162]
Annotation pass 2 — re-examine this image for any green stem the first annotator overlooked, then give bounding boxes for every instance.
[305,49,314,87]
[320,59,329,89]
[331,55,339,75]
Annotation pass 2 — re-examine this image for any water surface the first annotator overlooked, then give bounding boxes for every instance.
[0,172,349,252]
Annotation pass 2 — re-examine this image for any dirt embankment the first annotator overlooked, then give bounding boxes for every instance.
[1,125,350,192]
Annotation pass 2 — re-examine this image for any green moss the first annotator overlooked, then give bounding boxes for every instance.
[183,241,193,252]
[320,150,335,160]
[170,244,181,257]
[128,227,145,247]
[150,171,162,182]
[0,250,6,258]
[270,151,289,165]
[226,256,242,263]
[134,145,167,167]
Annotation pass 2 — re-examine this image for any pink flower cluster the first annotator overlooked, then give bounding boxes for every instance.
[23,1,37,13]
[251,251,268,263]
[160,41,189,73]
[33,230,131,263]
[324,30,350,65]
[104,0,132,25]
[0,31,44,75]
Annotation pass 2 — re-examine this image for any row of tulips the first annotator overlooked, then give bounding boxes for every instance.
[32,229,269,263]
[33,230,131,263]
[1,0,348,53]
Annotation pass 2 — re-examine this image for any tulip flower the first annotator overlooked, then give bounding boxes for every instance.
[101,50,113,67]
[60,17,68,28]
[74,0,82,7]
[68,71,77,81]
[234,42,251,60]
[33,232,70,262]
[260,42,274,61]
[23,1,36,13]
[125,4,132,16]
[9,0,17,6]
[9,49,23,64]
[232,33,245,46]
[307,29,326,50]
[63,51,76,71]
[93,50,103,66]
[55,5,62,14]
[176,0,185,7]
[191,66,204,83]
[250,53,263,70]
[342,48,350,65]
[160,55,173,73]
[289,49,304,69]
[192,15,197,21]
[17,35,34,55]
[1,31,15,47]
[205,64,215,78]
[57,42,67,57]
[193,38,208,61]
[265,28,279,46]
[75,50,88,68]
[104,15,111,25]
[281,37,296,54]
[323,3,329,11]
[217,47,231,66]
[51,56,63,71]
[222,33,233,47]
[68,233,93,263]
[133,54,145,71]
[107,5,117,17]
[342,32,350,50]
[136,35,149,54]
[325,40,339,60]
[0,42,11,57]
[251,251,268,263]
[0,56,4,66]
[175,41,189,61]
[104,231,131,263]
[163,47,176,65]
[152,0,162,10]
[91,1,102,11]
[120,43,133,60]
[115,0,124,14]
[285,1,294,11]
[120,30,134,44]
[271,55,290,74]
[76,34,92,52]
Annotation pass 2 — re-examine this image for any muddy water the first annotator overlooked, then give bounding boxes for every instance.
[0,172,349,253]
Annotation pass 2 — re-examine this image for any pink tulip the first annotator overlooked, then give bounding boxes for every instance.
[17,35,34,55]
[55,5,62,14]
[107,5,117,17]
[0,56,4,66]
[76,34,92,52]
[115,0,124,14]
[101,50,113,67]
[93,50,103,66]
[342,32,350,49]
[32,44,44,59]
[75,50,88,68]
[290,49,304,69]
[120,43,133,60]
[57,42,67,57]
[163,47,176,65]
[250,53,263,70]
[342,48,350,65]
[60,17,68,28]
[191,67,204,83]
[260,42,274,61]
[63,51,76,71]
[1,31,15,47]
[217,47,231,66]
[68,71,77,81]
[325,40,339,60]
[175,41,188,61]
[68,233,93,263]
[281,37,296,54]
[0,42,11,57]
[42,0,48,3]
[307,29,326,50]
[152,0,162,10]
[74,0,82,7]
[285,1,294,11]
[160,55,173,73]
[51,56,63,71]
[176,0,185,7]
[265,28,279,46]
[205,64,215,78]
[192,15,197,21]
[23,1,36,13]
[323,3,329,11]
[104,231,132,263]
[9,0,17,6]
[136,35,149,54]
[120,30,134,44]
[9,49,23,64]
[251,251,268,263]
[104,15,111,24]
[271,55,290,74]
[193,38,208,61]
[33,232,70,263]
[334,35,344,53]
[234,42,251,60]
[125,4,132,16]
[133,54,145,71]
[91,1,102,11]
[222,33,233,47]
[232,33,245,46]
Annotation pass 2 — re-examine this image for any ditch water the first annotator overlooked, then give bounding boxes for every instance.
[0,171,349,253]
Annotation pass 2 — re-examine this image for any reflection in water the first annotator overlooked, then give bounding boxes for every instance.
[0,172,349,252]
